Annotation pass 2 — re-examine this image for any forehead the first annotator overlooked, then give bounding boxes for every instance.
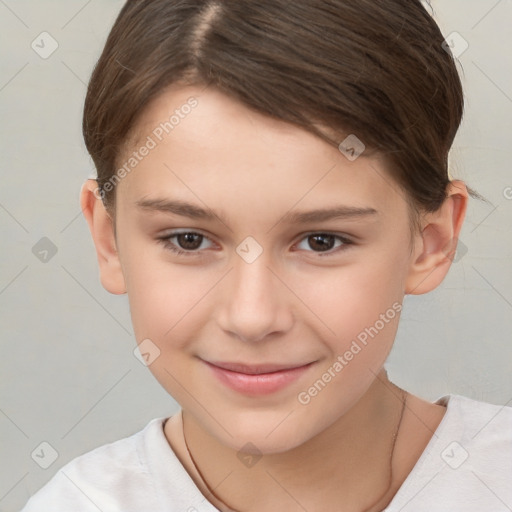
[116,85,408,222]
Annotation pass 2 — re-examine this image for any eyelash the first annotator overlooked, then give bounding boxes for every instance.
[157,230,354,258]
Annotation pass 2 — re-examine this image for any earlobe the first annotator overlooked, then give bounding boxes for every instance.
[405,180,468,295]
[80,179,127,294]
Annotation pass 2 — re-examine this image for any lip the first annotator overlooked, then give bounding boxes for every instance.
[203,360,315,396]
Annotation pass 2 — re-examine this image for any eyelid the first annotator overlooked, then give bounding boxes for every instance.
[294,230,354,243]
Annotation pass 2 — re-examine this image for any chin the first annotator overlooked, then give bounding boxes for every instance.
[210,408,324,455]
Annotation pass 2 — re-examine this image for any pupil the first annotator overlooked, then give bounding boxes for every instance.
[310,234,334,252]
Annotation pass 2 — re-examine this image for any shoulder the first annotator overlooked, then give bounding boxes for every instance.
[437,393,512,441]
[441,393,512,468]
[387,394,512,512]
[439,393,512,471]
[20,417,168,512]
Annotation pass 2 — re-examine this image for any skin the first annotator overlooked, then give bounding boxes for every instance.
[81,84,468,511]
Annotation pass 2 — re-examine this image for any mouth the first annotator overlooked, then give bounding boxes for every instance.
[202,360,316,395]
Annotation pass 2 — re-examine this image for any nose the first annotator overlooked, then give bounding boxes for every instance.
[215,248,294,343]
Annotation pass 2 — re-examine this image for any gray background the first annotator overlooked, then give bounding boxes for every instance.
[1,1,511,510]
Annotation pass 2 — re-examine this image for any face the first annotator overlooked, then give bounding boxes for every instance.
[111,84,417,453]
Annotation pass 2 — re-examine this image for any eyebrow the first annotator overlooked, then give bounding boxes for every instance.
[135,198,378,226]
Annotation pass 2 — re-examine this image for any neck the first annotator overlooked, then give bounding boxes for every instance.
[175,369,410,512]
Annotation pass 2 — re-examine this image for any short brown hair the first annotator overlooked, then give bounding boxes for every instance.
[83,0,480,224]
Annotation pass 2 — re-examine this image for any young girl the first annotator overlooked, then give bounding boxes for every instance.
[21,0,511,511]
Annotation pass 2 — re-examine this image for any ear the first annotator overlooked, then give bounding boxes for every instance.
[405,180,468,295]
[80,179,127,294]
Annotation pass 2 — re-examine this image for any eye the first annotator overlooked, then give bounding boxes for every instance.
[157,230,214,256]
[157,230,354,258]
[294,233,353,256]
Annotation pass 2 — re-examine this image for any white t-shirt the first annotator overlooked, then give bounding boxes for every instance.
[20,394,512,512]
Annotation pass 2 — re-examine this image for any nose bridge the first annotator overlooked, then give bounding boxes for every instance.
[216,245,292,342]
[232,251,274,305]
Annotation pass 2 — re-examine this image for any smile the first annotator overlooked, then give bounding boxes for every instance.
[203,360,315,395]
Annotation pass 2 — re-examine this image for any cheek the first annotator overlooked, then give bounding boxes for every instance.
[292,258,405,423]
[124,258,211,398]
[122,245,209,343]
[124,236,408,346]
[296,250,405,337]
